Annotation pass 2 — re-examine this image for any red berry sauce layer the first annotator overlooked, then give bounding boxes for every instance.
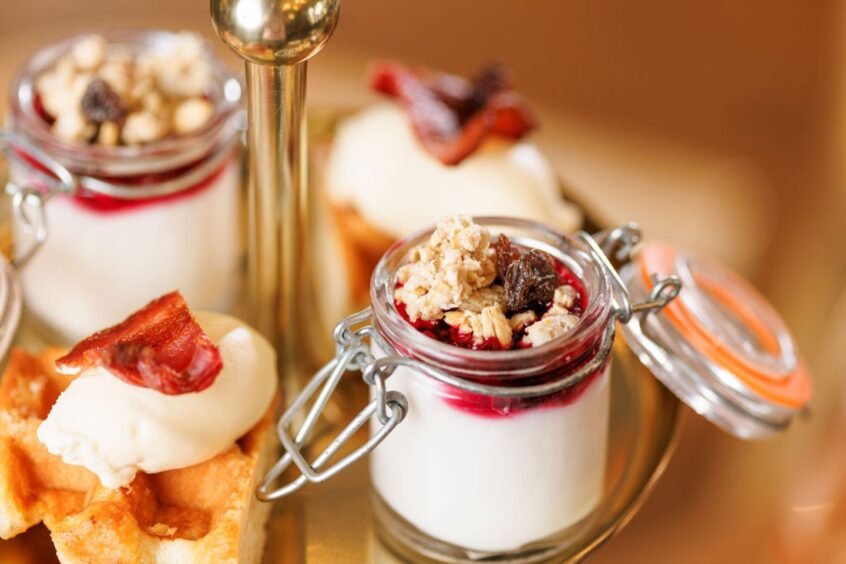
[390,217,607,417]
[395,257,585,351]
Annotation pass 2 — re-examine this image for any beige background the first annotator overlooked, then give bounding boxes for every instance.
[1,0,845,562]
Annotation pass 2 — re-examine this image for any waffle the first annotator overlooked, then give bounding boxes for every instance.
[0,348,277,564]
[328,202,396,308]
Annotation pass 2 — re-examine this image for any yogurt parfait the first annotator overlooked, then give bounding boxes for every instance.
[368,215,614,557]
[264,211,814,561]
[4,30,244,342]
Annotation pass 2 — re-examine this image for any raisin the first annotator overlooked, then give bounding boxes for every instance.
[503,249,558,314]
[493,234,522,281]
[81,79,127,124]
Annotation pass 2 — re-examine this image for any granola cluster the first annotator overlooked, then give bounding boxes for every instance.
[395,215,497,322]
[394,216,583,349]
[35,33,215,146]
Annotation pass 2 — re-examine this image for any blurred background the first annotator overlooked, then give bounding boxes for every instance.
[1,0,844,562]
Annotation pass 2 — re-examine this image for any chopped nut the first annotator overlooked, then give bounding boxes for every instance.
[523,314,580,346]
[508,310,537,332]
[394,215,496,322]
[129,75,155,104]
[122,111,166,145]
[153,32,212,98]
[34,32,215,147]
[141,91,166,115]
[460,285,505,313]
[53,110,95,142]
[443,305,512,348]
[98,121,120,146]
[547,284,577,316]
[97,54,133,97]
[70,35,106,71]
[480,306,512,348]
[444,310,471,331]
[173,98,214,134]
[38,70,91,118]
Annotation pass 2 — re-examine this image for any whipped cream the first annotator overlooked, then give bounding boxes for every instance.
[326,104,582,240]
[37,311,277,489]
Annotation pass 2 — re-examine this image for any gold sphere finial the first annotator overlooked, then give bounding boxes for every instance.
[211,0,340,65]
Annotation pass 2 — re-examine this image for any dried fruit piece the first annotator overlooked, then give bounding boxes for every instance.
[371,62,536,165]
[493,234,522,281]
[80,78,127,125]
[56,291,223,395]
[503,250,558,314]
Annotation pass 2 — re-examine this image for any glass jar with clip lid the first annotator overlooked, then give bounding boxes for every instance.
[2,29,244,343]
[258,216,812,562]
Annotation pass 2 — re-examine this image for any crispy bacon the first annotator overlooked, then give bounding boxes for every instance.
[371,62,536,166]
[56,291,223,395]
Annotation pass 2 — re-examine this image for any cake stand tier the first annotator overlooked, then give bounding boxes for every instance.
[0,110,681,563]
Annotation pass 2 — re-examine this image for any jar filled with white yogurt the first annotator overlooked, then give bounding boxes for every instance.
[366,217,618,558]
[3,30,244,343]
[261,215,813,562]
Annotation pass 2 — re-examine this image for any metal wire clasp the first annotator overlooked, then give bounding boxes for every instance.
[257,224,682,502]
[0,129,76,269]
[256,308,408,501]
[585,223,681,323]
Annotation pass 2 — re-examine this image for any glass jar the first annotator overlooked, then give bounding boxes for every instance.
[258,217,812,563]
[368,218,614,557]
[3,30,244,343]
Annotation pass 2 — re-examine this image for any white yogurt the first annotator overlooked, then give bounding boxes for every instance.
[10,157,242,342]
[370,348,610,553]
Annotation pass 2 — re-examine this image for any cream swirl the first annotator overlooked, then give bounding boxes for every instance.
[37,311,277,489]
[326,104,582,239]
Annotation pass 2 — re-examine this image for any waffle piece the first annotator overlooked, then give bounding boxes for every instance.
[329,202,397,307]
[0,348,277,564]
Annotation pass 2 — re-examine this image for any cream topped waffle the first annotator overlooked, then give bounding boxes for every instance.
[0,293,277,563]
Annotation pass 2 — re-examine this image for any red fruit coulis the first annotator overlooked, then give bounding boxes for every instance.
[393,253,607,417]
[20,95,230,215]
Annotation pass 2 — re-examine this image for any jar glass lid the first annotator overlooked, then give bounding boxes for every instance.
[619,242,812,439]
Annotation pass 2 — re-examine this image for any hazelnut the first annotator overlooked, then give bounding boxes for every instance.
[173,98,213,134]
[122,111,166,145]
[70,35,106,71]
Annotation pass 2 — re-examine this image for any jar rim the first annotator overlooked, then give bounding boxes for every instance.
[370,216,614,378]
[7,29,243,177]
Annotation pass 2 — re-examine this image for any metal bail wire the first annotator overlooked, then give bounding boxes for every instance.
[257,224,682,501]
[1,129,76,270]
[256,313,408,502]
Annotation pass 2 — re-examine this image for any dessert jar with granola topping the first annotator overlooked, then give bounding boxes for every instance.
[3,30,244,342]
[370,216,616,555]
[262,215,813,562]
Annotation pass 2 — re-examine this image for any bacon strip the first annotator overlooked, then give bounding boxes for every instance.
[56,291,223,395]
[371,62,536,166]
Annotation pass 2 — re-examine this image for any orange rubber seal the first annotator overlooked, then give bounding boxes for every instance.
[637,243,812,408]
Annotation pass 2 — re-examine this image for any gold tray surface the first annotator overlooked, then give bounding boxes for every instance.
[0,110,680,563]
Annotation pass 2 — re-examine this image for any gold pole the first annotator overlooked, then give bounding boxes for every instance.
[211,0,340,385]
